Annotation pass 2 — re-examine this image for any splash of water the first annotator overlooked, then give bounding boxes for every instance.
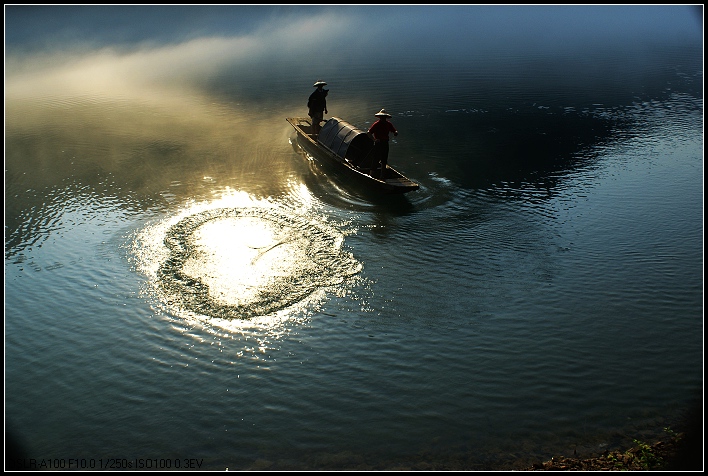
[140,205,361,320]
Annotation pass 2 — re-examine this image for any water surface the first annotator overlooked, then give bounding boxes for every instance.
[5,5,703,470]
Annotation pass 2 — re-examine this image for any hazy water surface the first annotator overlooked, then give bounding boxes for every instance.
[5,5,703,470]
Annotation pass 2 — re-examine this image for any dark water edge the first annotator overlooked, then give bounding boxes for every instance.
[523,395,704,471]
[9,390,700,471]
[8,422,698,471]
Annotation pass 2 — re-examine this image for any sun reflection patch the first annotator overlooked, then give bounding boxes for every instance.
[155,207,361,319]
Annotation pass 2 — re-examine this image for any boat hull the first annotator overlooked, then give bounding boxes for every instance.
[287,117,419,195]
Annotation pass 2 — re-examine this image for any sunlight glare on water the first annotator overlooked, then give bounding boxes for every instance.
[184,217,303,306]
[133,189,362,325]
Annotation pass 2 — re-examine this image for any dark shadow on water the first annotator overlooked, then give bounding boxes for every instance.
[403,109,620,195]
[5,422,30,470]
[665,390,704,471]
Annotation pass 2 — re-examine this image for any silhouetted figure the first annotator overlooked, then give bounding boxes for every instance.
[367,108,398,179]
[308,80,328,136]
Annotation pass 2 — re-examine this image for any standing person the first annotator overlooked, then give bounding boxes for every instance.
[367,109,398,179]
[308,80,328,136]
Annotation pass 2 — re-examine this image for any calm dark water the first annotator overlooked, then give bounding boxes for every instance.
[5,6,703,470]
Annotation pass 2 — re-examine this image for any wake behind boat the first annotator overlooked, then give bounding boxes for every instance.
[286,116,419,194]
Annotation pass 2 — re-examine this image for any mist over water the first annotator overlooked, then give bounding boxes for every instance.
[5,5,703,470]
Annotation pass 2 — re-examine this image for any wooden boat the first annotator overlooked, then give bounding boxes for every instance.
[286,116,419,194]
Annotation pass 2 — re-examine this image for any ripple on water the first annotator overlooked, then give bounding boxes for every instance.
[153,207,362,320]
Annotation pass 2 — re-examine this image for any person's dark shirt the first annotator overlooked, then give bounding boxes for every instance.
[308,88,327,112]
[368,119,397,141]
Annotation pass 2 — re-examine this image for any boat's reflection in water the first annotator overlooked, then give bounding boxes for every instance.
[133,189,362,337]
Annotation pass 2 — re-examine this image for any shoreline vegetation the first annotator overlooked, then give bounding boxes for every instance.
[506,400,703,471]
[523,428,702,471]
